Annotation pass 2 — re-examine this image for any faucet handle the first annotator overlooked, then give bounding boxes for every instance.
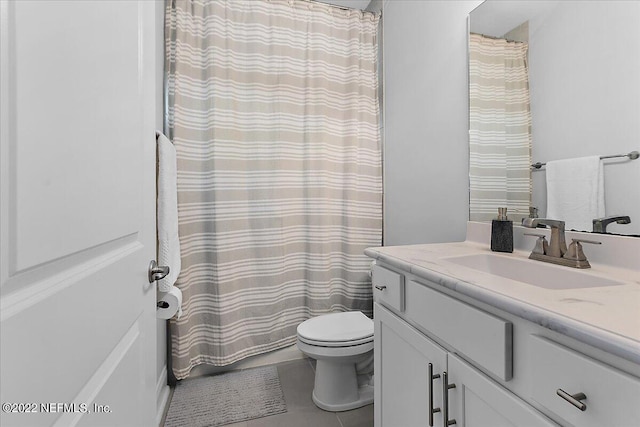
[565,238,602,261]
[524,233,548,255]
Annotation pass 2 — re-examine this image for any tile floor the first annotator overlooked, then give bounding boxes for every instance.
[164,357,373,427]
[228,358,373,427]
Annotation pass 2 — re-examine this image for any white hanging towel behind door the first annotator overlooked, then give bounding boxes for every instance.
[156,131,182,293]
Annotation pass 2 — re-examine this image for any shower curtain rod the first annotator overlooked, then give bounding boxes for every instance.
[470,32,522,43]
[301,0,377,14]
[531,150,640,169]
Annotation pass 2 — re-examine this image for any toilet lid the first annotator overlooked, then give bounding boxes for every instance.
[297,311,373,345]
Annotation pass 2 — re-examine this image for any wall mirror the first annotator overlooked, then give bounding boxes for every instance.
[468,0,640,236]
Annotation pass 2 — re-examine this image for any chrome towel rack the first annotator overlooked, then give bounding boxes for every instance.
[531,150,639,170]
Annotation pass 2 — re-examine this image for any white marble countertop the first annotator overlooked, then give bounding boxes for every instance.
[365,223,640,365]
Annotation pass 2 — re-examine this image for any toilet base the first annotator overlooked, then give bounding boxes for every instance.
[312,384,374,412]
[311,358,374,412]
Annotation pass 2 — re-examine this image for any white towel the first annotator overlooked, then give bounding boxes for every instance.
[156,132,181,293]
[546,156,605,231]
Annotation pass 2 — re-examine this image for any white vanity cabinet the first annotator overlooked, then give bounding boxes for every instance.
[374,299,557,427]
[374,302,557,427]
[372,263,640,427]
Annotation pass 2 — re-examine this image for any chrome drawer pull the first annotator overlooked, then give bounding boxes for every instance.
[557,389,587,411]
[374,285,387,291]
[442,371,456,426]
[428,363,441,426]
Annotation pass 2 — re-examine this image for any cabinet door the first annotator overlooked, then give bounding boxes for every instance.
[446,354,558,427]
[374,303,447,427]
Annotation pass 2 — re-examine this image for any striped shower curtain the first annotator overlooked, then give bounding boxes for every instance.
[469,33,532,222]
[166,0,381,379]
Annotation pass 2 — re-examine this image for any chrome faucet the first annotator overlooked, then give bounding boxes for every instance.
[521,218,567,257]
[522,218,601,268]
[592,215,631,233]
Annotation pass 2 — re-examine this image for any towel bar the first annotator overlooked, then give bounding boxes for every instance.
[531,150,639,170]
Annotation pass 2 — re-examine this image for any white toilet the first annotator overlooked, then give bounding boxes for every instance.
[296,311,374,411]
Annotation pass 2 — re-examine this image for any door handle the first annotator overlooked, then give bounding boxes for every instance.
[556,389,587,411]
[148,260,170,283]
[442,371,456,426]
[428,363,441,426]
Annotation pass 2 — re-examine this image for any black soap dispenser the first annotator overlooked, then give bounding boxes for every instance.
[491,207,513,253]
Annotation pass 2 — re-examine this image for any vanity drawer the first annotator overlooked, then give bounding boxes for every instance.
[405,280,512,381]
[371,264,405,312]
[530,335,640,427]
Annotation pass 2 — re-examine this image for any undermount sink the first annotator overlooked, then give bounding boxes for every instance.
[444,253,623,290]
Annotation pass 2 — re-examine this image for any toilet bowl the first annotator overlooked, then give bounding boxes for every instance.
[296,311,374,412]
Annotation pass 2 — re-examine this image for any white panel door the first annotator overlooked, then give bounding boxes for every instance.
[0,1,157,426]
[374,303,448,427]
[447,354,558,427]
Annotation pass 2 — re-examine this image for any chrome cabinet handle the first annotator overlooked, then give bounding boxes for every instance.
[374,285,387,291]
[428,363,441,426]
[557,389,587,411]
[148,260,170,283]
[442,371,456,426]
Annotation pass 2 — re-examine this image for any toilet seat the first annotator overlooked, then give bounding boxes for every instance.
[297,335,373,347]
[296,310,375,412]
[297,311,373,348]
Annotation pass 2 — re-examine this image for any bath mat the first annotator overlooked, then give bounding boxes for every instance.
[164,365,287,427]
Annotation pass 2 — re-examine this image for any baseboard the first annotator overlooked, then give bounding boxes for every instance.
[156,366,171,427]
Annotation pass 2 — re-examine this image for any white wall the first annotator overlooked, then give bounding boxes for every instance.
[529,1,640,234]
[381,0,482,245]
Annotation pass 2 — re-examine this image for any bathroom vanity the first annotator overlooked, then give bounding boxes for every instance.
[366,222,640,427]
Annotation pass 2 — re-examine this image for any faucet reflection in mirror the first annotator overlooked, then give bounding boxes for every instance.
[593,215,631,234]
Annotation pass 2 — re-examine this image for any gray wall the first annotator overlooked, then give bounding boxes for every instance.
[380,0,482,245]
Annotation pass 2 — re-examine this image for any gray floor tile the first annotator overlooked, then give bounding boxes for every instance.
[246,358,342,427]
[164,357,371,427]
[276,358,318,409]
[247,408,342,427]
[337,404,374,427]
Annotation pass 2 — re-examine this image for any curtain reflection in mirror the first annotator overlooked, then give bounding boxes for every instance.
[469,33,532,222]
